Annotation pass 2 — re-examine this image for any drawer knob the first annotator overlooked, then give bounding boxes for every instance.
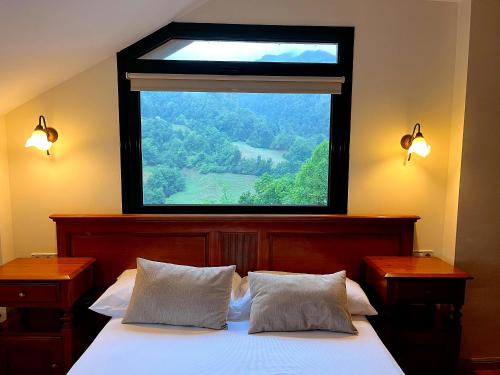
[18,291,27,298]
[51,363,58,369]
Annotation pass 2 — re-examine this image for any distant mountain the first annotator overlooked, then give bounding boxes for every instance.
[258,49,337,63]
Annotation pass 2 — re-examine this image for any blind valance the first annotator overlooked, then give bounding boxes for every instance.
[126,73,345,94]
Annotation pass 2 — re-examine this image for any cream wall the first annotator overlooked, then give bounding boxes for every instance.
[179,0,459,255]
[0,115,14,263]
[4,0,459,259]
[455,0,500,359]
[5,57,122,257]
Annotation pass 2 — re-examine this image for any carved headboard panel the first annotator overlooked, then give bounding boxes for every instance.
[51,214,418,291]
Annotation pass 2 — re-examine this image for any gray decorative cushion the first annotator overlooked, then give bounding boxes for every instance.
[122,258,235,329]
[248,270,358,334]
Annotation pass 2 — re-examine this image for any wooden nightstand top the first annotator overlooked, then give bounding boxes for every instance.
[0,257,95,281]
[364,256,472,279]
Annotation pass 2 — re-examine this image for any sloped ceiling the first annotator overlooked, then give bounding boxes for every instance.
[0,0,207,115]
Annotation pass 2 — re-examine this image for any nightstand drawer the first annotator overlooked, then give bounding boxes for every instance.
[0,336,64,375]
[388,279,466,305]
[0,283,60,303]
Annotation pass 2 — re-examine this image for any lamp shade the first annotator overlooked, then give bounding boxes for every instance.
[25,126,53,151]
[408,133,431,158]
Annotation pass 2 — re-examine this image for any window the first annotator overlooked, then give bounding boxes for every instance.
[141,40,338,63]
[118,23,354,213]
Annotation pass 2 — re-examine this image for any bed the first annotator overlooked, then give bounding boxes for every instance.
[69,317,402,375]
[51,214,418,374]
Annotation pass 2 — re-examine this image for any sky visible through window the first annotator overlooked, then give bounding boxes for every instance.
[140,91,331,206]
[142,40,338,63]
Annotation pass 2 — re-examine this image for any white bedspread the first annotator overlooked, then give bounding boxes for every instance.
[70,317,403,375]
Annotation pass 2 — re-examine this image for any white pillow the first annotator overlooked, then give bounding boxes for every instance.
[90,268,242,318]
[90,268,376,319]
[230,270,377,320]
[346,278,378,315]
[89,269,136,318]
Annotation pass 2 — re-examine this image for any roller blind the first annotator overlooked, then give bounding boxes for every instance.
[126,73,345,94]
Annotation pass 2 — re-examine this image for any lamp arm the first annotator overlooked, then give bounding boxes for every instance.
[39,115,47,130]
[411,123,421,139]
[37,115,54,155]
[38,115,58,144]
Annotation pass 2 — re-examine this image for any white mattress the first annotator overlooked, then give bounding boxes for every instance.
[70,317,403,375]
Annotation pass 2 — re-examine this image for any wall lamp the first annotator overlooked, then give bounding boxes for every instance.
[400,123,431,161]
[25,115,58,155]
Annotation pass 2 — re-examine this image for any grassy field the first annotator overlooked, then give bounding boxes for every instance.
[165,168,258,204]
[232,141,285,165]
[143,142,284,204]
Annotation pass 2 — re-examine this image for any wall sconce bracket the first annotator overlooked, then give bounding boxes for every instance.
[46,127,58,143]
[400,134,413,150]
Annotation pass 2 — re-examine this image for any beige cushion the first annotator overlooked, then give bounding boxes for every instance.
[248,270,358,334]
[90,268,242,319]
[252,270,377,316]
[122,258,235,329]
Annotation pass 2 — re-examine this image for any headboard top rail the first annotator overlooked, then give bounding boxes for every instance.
[50,214,419,223]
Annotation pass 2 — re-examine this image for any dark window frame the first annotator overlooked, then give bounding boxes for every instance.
[117,22,354,214]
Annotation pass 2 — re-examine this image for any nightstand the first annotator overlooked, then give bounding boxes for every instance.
[364,256,472,375]
[0,257,95,374]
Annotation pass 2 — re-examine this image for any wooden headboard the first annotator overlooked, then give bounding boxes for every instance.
[51,214,418,291]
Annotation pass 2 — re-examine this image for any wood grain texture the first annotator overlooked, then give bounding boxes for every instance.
[0,258,95,281]
[363,255,472,374]
[0,257,96,372]
[50,214,420,221]
[221,232,258,275]
[269,233,401,277]
[51,214,419,291]
[364,256,472,279]
[0,258,95,309]
[69,233,207,290]
[364,256,471,306]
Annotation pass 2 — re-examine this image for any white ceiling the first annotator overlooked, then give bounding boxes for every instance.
[0,0,207,115]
